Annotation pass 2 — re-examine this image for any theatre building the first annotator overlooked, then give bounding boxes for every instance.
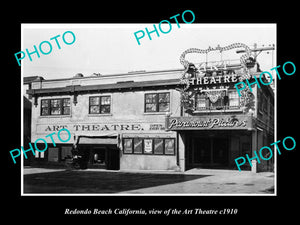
[27,58,274,172]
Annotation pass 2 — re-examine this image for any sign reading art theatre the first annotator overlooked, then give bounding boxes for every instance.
[166,115,253,131]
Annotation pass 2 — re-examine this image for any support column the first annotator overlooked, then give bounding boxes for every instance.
[210,137,213,165]
[178,132,186,172]
[251,129,258,173]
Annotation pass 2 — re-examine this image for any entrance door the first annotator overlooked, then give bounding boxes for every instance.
[213,137,228,165]
[92,147,107,169]
[192,138,211,165]
[91,146,120,170]
[190,136,229,168]
[106,146,120,170]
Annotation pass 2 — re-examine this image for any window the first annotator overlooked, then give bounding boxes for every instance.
[195,90,241,111]
[144,139,153,154]
[41,98,70,116]
[48,147,59,162]
[61,146,72,160]
[123,139,133,154]
[158,93,170,112]
[195,92,225,110]
[154,139,164,154]
[133,138,143,154]
[123,138,175,155]
[62,99,71,115]
[210,98,224,110]
[228,90,239,108]
[35,150,45,159]
[89,96,111,114]
[165,139,175,155]
[41,99,49,115]
[195,93,207,110]
[145,93,170,112]
[50,99,61,115]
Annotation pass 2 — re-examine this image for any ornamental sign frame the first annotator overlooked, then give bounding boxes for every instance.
[178,43,255,113]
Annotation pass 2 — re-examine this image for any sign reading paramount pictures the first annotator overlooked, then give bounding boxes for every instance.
[166,115,253,130]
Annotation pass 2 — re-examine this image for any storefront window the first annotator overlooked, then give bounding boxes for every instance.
[144,139,153,154]
[35,150,44,159]
[61,146,72,160]
[48,147,59,162]
[154,139,164,154]
[41,98,71,116]
[165,139,175,155]
[145,92,170,112]
[89,96,111,114]
[123,138,175,155]
[123,138,133,154]
[133,138,143,154]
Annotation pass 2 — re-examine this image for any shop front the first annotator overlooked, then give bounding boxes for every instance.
[74,135,120,170]
[166,115,254,170]
[33,133,120,170]
[32,119,177,171]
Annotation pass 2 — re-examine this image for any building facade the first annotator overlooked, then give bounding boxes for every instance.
[27,61,274,172]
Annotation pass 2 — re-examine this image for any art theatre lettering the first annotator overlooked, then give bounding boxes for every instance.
[166,116,252,130]
[45,124,144,132]
[43,123,165,132]
[188,74,238,86]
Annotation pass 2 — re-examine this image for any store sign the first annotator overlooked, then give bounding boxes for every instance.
[166,115,252,130]
[187,74,238,86]
[36,122,165,134]
[179,43,254,111]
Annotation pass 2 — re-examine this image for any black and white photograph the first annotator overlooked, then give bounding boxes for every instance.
[4,4,299,221]
[21,23,276,195]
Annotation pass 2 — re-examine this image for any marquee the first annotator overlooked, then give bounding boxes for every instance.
[166,115,253,131]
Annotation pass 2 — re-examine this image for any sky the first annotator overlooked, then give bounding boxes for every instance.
[22,24,276,80]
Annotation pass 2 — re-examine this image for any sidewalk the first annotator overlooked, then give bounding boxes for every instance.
[117,168,275,194]
[23,167,275,194]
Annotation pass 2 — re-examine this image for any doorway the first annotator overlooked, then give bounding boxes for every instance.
[91,147,107,169]
[90,146,120,170]
[188,134,229,168]
[80,145,120,170]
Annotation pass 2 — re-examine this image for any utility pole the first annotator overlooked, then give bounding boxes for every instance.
[237,43,275,92]
[236,43,275,60]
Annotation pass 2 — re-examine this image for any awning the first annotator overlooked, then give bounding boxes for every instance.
[78,136,118,145]
[73,133,121,147]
